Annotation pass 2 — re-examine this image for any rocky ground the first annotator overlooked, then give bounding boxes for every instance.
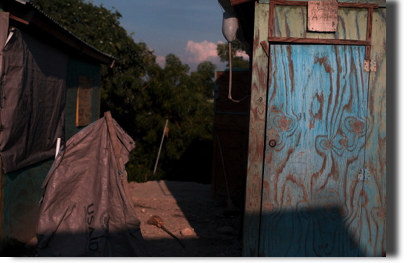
[0,180,243,257]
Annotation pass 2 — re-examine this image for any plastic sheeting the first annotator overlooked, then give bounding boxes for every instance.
[36,117,147,256]
[0,25,68,173]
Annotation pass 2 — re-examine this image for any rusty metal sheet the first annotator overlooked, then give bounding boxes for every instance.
[308,0,338,32]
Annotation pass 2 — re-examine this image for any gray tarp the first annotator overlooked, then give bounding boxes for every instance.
[0,25,68,173]
[36,117,147,256]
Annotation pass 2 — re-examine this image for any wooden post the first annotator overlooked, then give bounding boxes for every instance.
[153,119,168,180]
[243,2,269,257]
[361,8,386,256]
[104,111,135,210]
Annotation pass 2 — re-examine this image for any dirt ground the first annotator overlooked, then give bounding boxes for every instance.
[0,180,243,257]
[130,180,243,257]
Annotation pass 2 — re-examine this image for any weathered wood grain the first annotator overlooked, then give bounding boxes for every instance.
[267,0,385,7]
[260,40,270,57]
[76,76,92,127]
[360,8,386,257]
[243,2,269,257]
[230,0,252,6]
[10,14,29,25]
[270,0,379,8]
[272,0,307,6]
[260,44,369,256]
[269,37,370,45]
[338,3,378,8]
[271,5,369,41]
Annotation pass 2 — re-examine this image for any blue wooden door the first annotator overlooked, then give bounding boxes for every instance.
[259,44,369,256]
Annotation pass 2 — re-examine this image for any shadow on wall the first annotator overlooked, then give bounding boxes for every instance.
[257,207,368,257]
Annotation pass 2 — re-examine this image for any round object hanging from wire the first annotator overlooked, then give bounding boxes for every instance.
[221,11,248,103]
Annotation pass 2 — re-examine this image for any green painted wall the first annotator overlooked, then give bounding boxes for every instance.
[2,158,54,243]
[65,57,101,141]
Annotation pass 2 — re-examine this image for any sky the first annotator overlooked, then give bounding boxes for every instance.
[91,0,248,71]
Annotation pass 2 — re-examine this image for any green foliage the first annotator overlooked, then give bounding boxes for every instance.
[126,55,215,181]
[217,39,249,69]
[30,0,215,182]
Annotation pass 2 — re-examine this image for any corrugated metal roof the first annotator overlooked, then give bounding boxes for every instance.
[5,0,116,65]
[27,1,115,62]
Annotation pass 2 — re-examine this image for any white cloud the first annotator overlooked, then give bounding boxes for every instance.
[185,40,249,65]
[156,55,166,68]
[236,50,249,60]
[185,40,222,63]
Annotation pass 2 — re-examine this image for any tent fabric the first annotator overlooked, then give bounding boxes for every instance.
[36,117,147,256]
[0,26,68,173]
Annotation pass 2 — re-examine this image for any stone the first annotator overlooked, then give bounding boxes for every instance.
[180,228,195,237]
[141,209,146,213]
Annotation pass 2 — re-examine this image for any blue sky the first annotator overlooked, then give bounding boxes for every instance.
[91,0,241,71]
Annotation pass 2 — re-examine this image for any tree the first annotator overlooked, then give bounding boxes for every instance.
[30,0,215,182]
[217,39,249,69]
[126,55,215,181]
[31,0,156,135]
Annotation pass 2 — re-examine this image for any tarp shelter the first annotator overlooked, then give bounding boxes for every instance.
[37,117,147,256]
[0,0,115,243]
